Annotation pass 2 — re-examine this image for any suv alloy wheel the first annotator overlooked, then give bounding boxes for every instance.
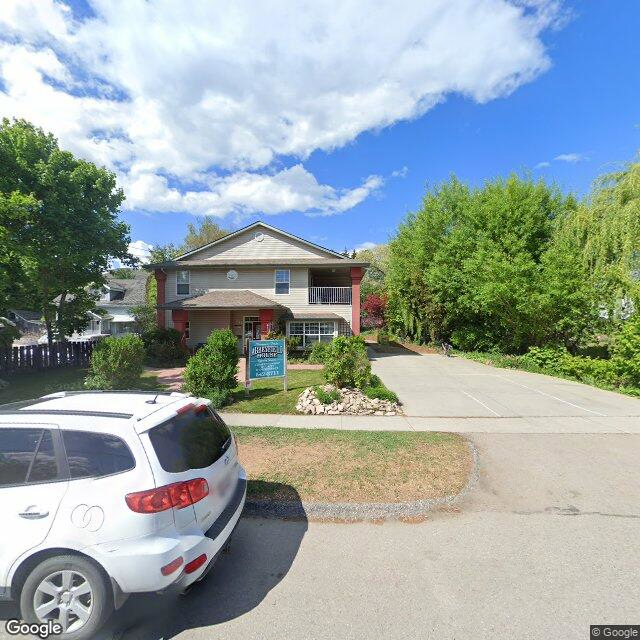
[20,555,112,640]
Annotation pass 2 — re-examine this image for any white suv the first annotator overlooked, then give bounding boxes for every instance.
[0,390,246,640]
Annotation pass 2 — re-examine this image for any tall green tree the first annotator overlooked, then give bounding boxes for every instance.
[386,175,592,353]
[355,244,389,299]
[557,158,640,319]
[179,218,228,254]
[148,218,229,264]
[0,119,132,345]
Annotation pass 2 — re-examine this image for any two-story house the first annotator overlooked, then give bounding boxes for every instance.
[147,221,368,351]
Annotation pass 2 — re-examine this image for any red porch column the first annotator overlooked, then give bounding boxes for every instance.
[171,310,189,346]
[155,269,167,328]
[350,267,363,336]
[259,308,274,337]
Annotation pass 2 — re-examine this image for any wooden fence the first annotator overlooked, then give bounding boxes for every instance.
[0,341,94,374]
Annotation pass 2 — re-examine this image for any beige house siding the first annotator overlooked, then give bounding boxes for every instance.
[183,227,334,261]
[165,266,353,330]
[188,310,231,346]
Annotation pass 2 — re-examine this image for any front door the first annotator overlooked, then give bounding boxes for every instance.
[243,316,261,353]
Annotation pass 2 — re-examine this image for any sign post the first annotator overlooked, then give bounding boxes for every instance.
[247,339,287,390]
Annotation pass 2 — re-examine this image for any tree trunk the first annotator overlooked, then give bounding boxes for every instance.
[43,308,54,349]
[57,292,67,342]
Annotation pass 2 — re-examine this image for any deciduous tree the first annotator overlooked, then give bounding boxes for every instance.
[0,119,132,345]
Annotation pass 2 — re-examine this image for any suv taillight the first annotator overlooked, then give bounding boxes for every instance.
[126,478,210,513]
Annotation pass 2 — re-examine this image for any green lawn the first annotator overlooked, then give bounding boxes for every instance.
[226,369,324,414]
[235,426,472,503]
[0,367,166,404]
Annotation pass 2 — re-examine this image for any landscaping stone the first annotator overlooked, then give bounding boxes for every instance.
[296,384,403,416]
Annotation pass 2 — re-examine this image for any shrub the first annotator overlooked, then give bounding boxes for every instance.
[520,347,568,372]
[363,385,399,403]
[520,346,618,386]
[183,329,239,396]
[141,327,182,349]
[323,336,371,388]
[308,340,330,364]
[611,316,640,386]
[314,385,341,404]
[142,327,187,366]
[206,387,232,409]
[377,329,389,345]
[84,335,145,389]
[286,336,301,353]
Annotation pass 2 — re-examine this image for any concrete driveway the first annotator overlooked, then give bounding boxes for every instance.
[0,432,632,640]
[369,348,640,433]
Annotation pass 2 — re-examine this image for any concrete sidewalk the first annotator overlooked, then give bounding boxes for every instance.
[219,411,640,433]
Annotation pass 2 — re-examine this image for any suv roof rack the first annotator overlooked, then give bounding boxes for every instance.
[0,409,134,419]
[0,397,134,418]
[40,390,188,399]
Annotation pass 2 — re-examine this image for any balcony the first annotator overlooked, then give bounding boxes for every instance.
[309,286,352,305]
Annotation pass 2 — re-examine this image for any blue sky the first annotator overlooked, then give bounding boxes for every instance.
[1,0,638,257]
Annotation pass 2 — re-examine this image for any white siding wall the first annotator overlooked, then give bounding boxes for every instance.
[164,266,352,328]
[184,227,333,261]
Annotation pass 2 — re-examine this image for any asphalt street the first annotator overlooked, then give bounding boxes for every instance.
[3,432,634,640]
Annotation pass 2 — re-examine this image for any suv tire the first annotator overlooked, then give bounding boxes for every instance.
[20,555,113,640]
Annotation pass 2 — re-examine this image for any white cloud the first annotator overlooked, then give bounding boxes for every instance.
[0,0,563,216]
[391,166,409,178]
[354,241,378,252]
[534,161,550,169]
[554,152,587,163]
[121,165,383,217]
[128,240,153,264]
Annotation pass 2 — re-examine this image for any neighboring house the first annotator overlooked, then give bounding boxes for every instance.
[44,271,149,342]
[146,221,368,351]
[7,309,44,335]
[88,271,148,336]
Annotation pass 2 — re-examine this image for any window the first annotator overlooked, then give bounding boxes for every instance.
[29,430,58,483]
[62,431,135,479]
[288,320,336,348]
[275,269,290,295]
[148,407,232,473]
[0,428,59,487]
[177,270,190,295]
[184,321,190,339]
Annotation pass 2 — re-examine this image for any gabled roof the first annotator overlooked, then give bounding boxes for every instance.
[146,258,367,269]
[174,221,347,262]
[99,271,148,307]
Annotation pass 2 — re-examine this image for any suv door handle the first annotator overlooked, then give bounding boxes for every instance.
[19,509,49,520]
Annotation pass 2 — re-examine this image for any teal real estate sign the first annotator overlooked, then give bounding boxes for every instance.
[248,339,286,381]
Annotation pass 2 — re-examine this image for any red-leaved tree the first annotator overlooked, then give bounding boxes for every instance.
[361,294,387,328]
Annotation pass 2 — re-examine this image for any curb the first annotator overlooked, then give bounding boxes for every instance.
[243,439,480,522]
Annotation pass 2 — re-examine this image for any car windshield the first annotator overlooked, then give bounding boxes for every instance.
[148,407,232,473]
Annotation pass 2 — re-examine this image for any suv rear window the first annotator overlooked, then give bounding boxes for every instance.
[148,408,232,473]
[62,430,135,479]
[0,428,59,487]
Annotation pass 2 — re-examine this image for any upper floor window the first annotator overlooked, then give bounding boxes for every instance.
[275,269,290,295]
[177,270,190,295]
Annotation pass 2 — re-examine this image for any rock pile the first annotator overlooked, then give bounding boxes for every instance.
[296,385,402,416]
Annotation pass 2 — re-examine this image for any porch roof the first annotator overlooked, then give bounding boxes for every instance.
[289,312,343,320]
[159,289,284,310]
